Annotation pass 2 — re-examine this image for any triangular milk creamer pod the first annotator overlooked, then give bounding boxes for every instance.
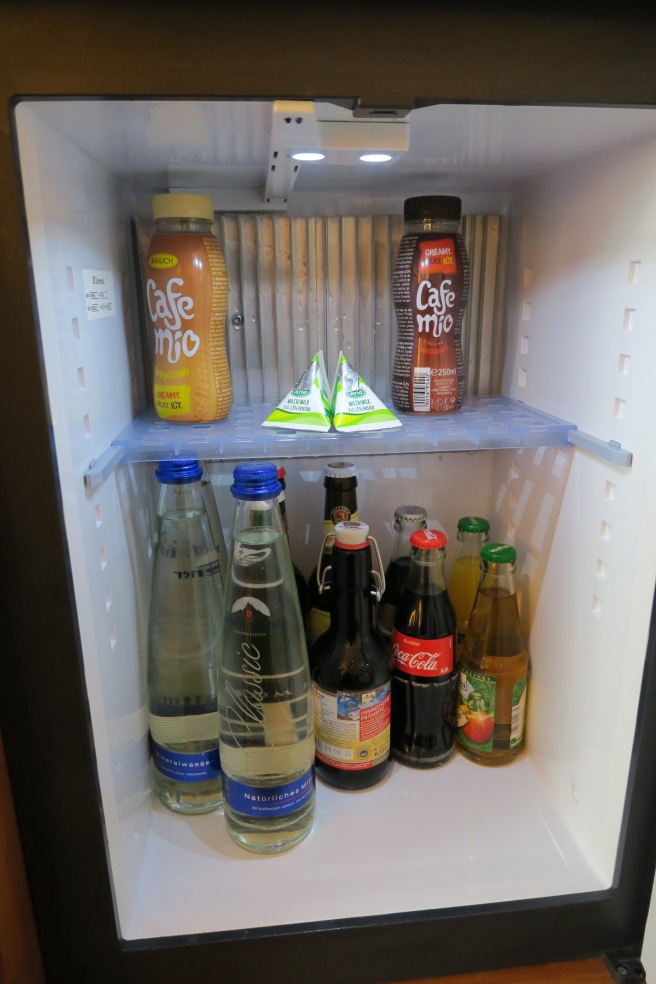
[331,352,402,432]
[262,351,332,432]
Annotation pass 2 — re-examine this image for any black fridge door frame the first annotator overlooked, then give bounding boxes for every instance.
[2,5,656,982]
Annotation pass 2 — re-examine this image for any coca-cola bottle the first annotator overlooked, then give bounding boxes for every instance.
[310,521,391,790]
[391,529,458,768]
[376,505,428,663]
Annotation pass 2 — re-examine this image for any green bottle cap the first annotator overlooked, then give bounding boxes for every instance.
[457,516,490,534]
[481,543,517,565]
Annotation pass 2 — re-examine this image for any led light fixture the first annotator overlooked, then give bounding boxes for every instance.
[359,153,393,163]
[291,152,325,161]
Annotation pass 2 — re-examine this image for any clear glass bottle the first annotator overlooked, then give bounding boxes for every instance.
[376,505,428,662]
[456,543,529,766]
[277,465,309,628]
[307,461,359,649]
[219,461,315,853]
[449,515,490,645]
[391,529,458,768]
[146,192,232,423]
[147,458,224,814]
[391,195,470,414]
[310,521,391,790]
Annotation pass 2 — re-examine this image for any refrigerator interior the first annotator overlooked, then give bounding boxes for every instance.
[12,98,656,944]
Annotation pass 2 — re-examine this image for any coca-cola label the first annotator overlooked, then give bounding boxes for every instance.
[392,629,454,677]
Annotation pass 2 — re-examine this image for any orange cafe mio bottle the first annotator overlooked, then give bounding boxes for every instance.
[146,193,232,423]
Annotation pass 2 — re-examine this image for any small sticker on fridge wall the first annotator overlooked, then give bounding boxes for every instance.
[82,269,115,321]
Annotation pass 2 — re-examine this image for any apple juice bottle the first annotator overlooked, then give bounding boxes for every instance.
[456,543,529,765]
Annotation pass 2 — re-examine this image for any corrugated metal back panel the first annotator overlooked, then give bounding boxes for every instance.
[219,213,505,405]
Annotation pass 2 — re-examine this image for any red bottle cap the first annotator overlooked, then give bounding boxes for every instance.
[410,529,447,550]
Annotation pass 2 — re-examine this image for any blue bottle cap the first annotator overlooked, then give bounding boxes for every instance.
[231,461,282,500]
[155,459,203,484]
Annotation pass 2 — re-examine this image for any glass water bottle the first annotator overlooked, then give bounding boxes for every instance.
[219,461,315,853]
[147,458,224,814]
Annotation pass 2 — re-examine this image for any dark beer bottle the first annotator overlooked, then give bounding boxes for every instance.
[307,462,358,648]
[391,529,458,768]
[310,521,391,790]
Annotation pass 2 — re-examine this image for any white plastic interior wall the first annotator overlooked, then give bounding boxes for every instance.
[13,99,656,942]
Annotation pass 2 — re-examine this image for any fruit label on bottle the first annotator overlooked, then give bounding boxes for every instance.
[150,738,221,783]
[222,767,315,818]
[456,667,527,753]
[147,232,231,422]
[392,630,454,677]
[312,681,391,770]
[391,232,469,414]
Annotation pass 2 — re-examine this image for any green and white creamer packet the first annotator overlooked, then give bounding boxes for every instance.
[262,351,332,432]
[331,352,402,432]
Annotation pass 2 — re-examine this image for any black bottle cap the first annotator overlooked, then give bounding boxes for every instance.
[404,196,462,222]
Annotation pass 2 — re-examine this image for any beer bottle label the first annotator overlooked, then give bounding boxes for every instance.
[312,680,391,771]
[456,667,528,753]
[392,629,454,677]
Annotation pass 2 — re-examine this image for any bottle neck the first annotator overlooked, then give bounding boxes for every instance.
[327,544,375,638]
[479,562,517,597]
[456,531,489,560]
[391,522,426,562]
[231,495,286,537]
[154,217,213,235]
[324,479,358,523]
[406,547,448,593]
[157,479,204,516]
[404,217,460,235]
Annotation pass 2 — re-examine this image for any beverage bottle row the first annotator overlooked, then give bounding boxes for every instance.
[146,455,529,857]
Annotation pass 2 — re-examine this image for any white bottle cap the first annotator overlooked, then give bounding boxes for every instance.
[334,520,369,546]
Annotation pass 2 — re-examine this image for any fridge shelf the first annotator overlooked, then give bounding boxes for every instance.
[83,396,579,488]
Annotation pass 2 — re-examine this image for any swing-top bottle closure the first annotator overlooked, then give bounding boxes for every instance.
[316,520,386,602]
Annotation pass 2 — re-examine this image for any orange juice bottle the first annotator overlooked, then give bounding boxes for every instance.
[448,516,489,645]
[146,193,231,422]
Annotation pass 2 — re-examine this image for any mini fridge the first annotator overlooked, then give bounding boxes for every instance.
[2,5,656,983]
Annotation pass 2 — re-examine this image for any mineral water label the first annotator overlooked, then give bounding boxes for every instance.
[392,232,469,413]
[457,667,527,752]
[147,232,231,422]
[149,709,219,745]
[150,737,221,782]
[313,681,391,771]
[222,767,315,818]
[392,630,454,677]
